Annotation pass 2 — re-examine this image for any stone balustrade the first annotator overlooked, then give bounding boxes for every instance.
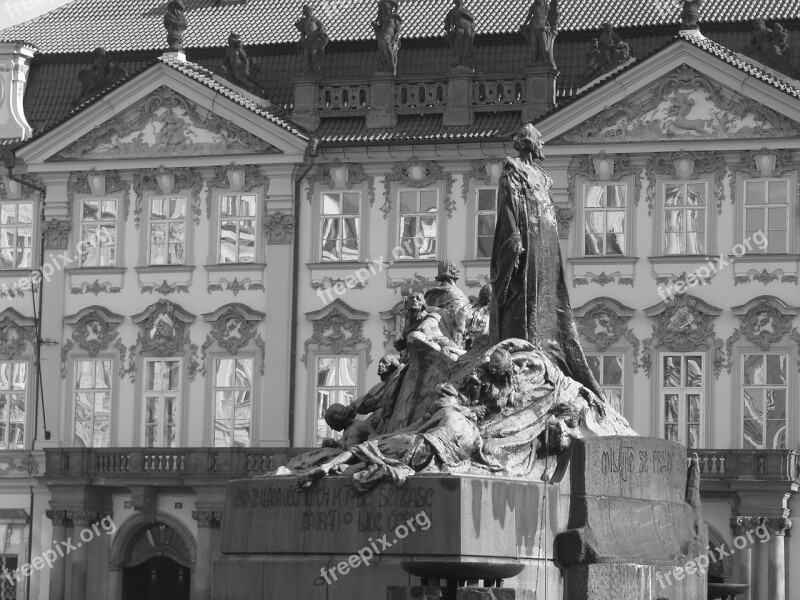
[694,448,800,482]
[472,78,526,106]
[394,80,448,109]
[318,83,370,111]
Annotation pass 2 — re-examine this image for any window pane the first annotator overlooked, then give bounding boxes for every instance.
[585,186,604,208]
[745,181,765,205]
[603,356,623,385]
[662,356,681,387]
[664,394,679,422]
[768,180,788,204]
[766,355,786,385]
[767,389,786,421]
[687,394,701,422]
[420,190,438,212]
[399,191,416,214]
[587,355,601,381]
[685,356,703,387]
[607,185,626,207]
[743,354,765,385]
[342,192,360,214]
[322,193,341,215]
[477,189,497,211]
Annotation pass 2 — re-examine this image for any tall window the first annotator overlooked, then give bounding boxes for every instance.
[0,361,27,450]
[476,188,497,258]
[397,189,438,260]
[744,179,789,253]
[143,359,181,447]
[316,356,357,444]
[742,353,787,449]
[218,194,256,264]
[587,353,623,413]
[74,359,112,447]
[79,198,117,267]
[661,353,704,448]
[321,191,360,261]
[0,201,33,270]
[148,196,186,265]
[663,182,706,255]
[214,357,253,447]
[584,184,625,256]
[0,555,17,600]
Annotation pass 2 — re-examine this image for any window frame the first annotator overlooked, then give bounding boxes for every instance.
[74,194,124,269]
[313,353,360,445]
[141,357,184,448]
[0,359,29,451]
[141,192,191,267]
[654,176,715,258]
[585,351,626,416]
[0,199,36,272]
[738,174,795,255]
[210,354,257,448]
[472,185,498,260]
[658,351,706,449]
[71,356,115,448]
[316,188,365,263]
[387,181,446,264]
[210,189,264,266]
[579,180,631,258]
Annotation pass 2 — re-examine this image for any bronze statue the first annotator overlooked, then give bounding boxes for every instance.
[319,403,373,450]
[163,0,188,52]
[394,292,460,356]
[489,123,604,401]
[372,0,402,75]
[218,32,265,97]
[520,0,558,68]
[424,260,470,341]
[76,47,128,104]
[444,0,476,70]
[454,283,492,350]
[742,18,800,78]
[295,5,329,76]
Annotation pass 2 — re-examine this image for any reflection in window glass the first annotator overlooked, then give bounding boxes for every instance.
[80,199,117,267]
[0,361,27,450]
[584,184,626,256]
[315,356,357,444]
[74,359,112,447]
[148,196,186,265]
[744,179,789,254]
[143,359,182,447]
[214,358,253,447]
[743,353,787,449]
[397,189,438,260]
[587,353,623,413]
[321,192,360,261]
[660,353,704,448]
[663,182,706,255]
[476,188,497,258]
[0,202,33,270]
[218,195,257,263]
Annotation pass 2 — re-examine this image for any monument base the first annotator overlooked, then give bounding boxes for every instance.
[388,585,535,600]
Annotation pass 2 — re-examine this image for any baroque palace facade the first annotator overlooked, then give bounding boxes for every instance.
[0,0,799,598]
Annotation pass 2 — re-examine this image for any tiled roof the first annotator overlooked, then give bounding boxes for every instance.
[19,54,306,147]
[318,111,522,145]
[3,0,800,55]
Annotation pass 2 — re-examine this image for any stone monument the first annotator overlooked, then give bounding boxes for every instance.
[214,125,709,600]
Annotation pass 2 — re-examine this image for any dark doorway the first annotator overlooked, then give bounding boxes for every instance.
[122,556,190,600]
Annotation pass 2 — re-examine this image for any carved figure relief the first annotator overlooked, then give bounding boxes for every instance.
[303,299,372,366]
[556,65,800,144]
[53,88,279,161]
[725,297,800,372]
[201,304,266,376]
[642,294,724,378]
[0,310,36,359]
[132,300,195,357]
[65,307,124,358]
[575,298,640,372]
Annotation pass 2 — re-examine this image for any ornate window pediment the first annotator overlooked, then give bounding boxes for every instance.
[0,309,36,359]
[206,163,270,219]
[306,159,374,206]
[201,303,265,375]
[128,300,199,382]
[725,296,800,372]
[643,294,724,378]
[64,306,124,357]
[574,297,640,370]
[646,150,726,215]
[383,157,455,219]
[133,166,203,227]
[51,87,279,161]
[303,299,371,366]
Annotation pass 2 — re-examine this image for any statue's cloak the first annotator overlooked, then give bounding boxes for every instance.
[490,157,604,400]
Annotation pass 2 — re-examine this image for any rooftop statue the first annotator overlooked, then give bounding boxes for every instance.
[372,0,402,75]
[680,0,703,30]
[578,22,633,86]
[218,32,266,97]
[520,0,559,68]
[444,0,476,71]
[163,0,188,52]
[284,123,635,491]
[742,19,800,79]
[295,4,329,77]
[76,47,128,105]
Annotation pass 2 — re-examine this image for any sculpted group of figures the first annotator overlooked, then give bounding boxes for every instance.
[284,124,635,492]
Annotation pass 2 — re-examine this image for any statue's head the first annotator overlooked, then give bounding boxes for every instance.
[303,4,313,16]
[590,37,599,49]
[324,403,355,431]
[478,283,492,306]
[513,123,545,160]
[486,347,513,379]
[228,32,242,47]
[436,259,461,283]
[753,17,766,29]
[601,21,612,32]
[405,292,427,313]
[433,384,460,410]
[377,355,400,380]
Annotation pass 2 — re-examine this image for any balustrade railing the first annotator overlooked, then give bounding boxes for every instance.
[394,81,448,109]
[473,79,526,106]
[318,84,370,111]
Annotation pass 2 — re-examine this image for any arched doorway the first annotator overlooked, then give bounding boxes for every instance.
[121,521,193,600]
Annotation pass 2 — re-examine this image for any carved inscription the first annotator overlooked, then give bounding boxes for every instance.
[231,482,435,533]
[600,446,675,481]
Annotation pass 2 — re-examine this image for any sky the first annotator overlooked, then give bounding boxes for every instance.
[2,0,72,28]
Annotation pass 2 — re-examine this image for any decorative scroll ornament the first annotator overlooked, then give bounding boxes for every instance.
[725,296,800,372]
[386,273,434,295]
[52,87,278,161]
[555,65,800,145]
[64,306,124,358]
[383,158,455,219]
[202,303,264,355]
[207,163,270,218]
[141,280,190,295]
[70,280,122,295]
[131,299,195,358]
[42,219,71,249]
[574,297,640,372]
[642,294,724,378]
[734,269,798,286]
[467,158,503,186]
[645,151,726,215]
[567,152,642,207]
[303,299,371,366]
[133,166,204,227]
[66,169,130,224]
[574,272,634,287]
[264,212,295,244]
[306,160,374,207]
[0,309,36,358]
[731,149,797,209]
[207,278,264,295]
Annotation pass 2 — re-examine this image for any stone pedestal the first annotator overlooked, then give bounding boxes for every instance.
[443,69,474,127]
[523,65,558,122]
[387,586,535,600]
[367,74,397,129]
[292,76,319,131]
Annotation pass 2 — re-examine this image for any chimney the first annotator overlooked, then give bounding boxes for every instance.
[0,42,37,140]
